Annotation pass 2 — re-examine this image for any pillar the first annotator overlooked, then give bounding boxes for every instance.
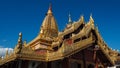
[62,58,69,68]
[21,60,29,68]
[82,50,86,68]
[47,62,51,68]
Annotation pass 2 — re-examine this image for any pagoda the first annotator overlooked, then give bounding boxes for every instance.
[0,4,119,68]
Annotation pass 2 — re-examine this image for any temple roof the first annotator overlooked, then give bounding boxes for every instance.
[0,5,119,67]
[40,4,58,38]
[27,4,59,47]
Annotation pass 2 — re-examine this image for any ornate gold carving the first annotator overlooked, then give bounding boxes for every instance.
[0,5,117,68]
[14,32,23,54]
[40,4,58,38]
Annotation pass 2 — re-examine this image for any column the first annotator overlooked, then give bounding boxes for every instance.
[21,60,29,68]
[62,58,69,68]
[18,60,22,68]
[82,50,86,68]
[9,62,13,68]
[47,62,51,68]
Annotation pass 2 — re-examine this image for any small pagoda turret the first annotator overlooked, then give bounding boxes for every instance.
[40,4,58,38]
[27,4,59,51]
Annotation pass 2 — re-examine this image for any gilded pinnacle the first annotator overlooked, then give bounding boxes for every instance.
[47,3,52,14]
[68,13,72,23]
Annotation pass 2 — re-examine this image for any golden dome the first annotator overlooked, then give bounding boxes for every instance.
[40,4,58,38]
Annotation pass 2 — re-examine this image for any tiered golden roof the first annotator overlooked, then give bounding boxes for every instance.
[26,4,59,51]
[0,5,119,67]
[40,4,58,38]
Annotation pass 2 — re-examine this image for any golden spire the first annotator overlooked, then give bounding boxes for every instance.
[68,12,72,24]
[40,4,58,38]
[47,3,52,14]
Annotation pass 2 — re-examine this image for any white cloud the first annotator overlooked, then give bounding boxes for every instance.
[0,47,13,57]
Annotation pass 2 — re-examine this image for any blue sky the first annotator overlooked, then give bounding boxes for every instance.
[0,0,120,50]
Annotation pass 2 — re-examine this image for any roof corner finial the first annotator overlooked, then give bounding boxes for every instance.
[78,14,84,24]
[89,13,94,24]
[79,14,84,21]
[68,12,72,24]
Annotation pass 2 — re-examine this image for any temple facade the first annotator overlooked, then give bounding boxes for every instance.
[0,5,119,68]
